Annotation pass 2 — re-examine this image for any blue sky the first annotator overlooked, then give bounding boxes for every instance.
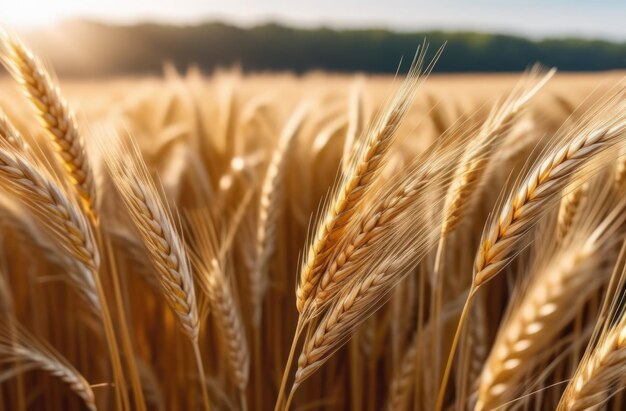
[2,0,625,40]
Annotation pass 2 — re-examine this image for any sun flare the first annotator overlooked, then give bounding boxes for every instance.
[1,1,69,28]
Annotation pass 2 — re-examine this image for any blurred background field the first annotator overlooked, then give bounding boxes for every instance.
[2,70,623,147]
[5,20,626,77]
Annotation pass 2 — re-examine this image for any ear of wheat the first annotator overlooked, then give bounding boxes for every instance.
[309,112,473,315]
[189,210,250,393]
[431,67,554,386]
[437,85,626,411]
[101,134,211,410]
[473,87,626,287]
[558,322,626,411]
[0,34,97,218]
[253,102,312,326]
[0,318,97,411]
[0,141,100,308]
[477,186,626,410]
[296,46,440,314]
[556,181,589,241]
[557,245,626,411]
[292,141,467,386]
[102,134,198,339]
[440,66,555,238]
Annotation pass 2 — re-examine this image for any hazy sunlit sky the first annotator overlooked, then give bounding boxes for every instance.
[2,0,625,40]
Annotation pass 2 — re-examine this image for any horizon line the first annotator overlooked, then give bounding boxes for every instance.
[7,16,626,43]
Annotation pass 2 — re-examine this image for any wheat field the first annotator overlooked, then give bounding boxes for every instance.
[0,34,625,411]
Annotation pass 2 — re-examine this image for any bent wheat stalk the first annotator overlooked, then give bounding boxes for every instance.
[275,46,442,411]
[292,160,460,394]
[309,112,472,315]
[439,66,555,238]
[0,144,99,306]
[474,112,626,285]
[0,319,96,411]
[0,141,130,409]
[283,115,469,409]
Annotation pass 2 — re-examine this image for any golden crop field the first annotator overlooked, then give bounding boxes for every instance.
[0,35,625,411]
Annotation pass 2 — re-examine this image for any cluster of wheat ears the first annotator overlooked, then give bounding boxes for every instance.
[0,30,624,411]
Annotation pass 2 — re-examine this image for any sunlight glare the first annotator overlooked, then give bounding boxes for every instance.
[1,1,70,28]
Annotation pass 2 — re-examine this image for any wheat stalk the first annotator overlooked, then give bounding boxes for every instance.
[0,319,96,411]
[253,102,311,326]
[190,211,249,392]
[437,87,626,411]
[476,194,625,410]
[309,115,470,313]
[207,258,250,391]
[473,90,626,287]
[431,67,554,388]
[440,67,555,237]
[0,134,137,409]
[558,322,626,411]
[294,200,447,389]
[101,134,210,410]
[102,134,198,339]
[0,144,100,307]
[295,46,438,313]
[0,34,97,217]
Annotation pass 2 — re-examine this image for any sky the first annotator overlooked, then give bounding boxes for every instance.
[2,0,625,40]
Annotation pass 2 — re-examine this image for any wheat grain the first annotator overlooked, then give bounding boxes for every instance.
[0,109,28,151]
[556,182,589,241]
